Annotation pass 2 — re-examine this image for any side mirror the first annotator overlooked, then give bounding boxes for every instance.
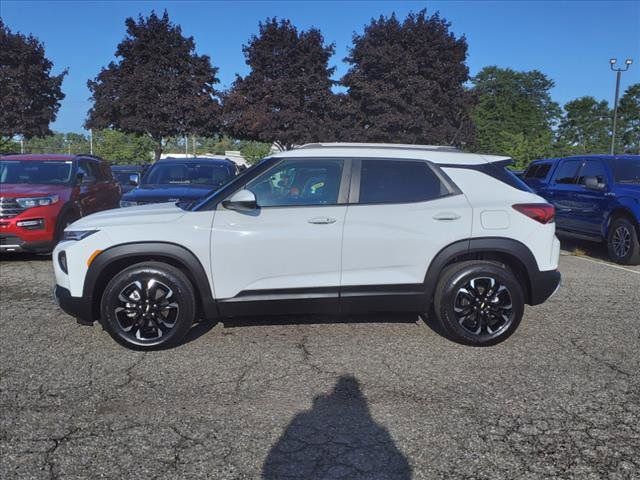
[584,176,606,191]
[222,189,258,212]
[128,173,140,186]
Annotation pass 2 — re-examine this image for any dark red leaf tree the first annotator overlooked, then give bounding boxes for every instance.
[341,10,475,147]
[0,19,66,141]
[86,11,221,160]
[223,18,339,150]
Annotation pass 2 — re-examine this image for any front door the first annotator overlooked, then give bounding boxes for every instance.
[211,158,349,315]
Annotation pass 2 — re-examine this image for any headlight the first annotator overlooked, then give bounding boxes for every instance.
[62,230,99,241]
[16,195,59,208]
[119,200,138,207]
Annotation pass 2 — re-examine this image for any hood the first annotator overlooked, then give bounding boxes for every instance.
[69,202,186,229]
[123,184,217,203]
[0,183,72,200]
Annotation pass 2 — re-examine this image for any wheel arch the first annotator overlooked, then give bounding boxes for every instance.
[606,206,640,237]
[424,238,544,306]
[84,242,218,320]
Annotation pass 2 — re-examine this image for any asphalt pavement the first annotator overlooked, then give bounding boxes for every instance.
[0,250,638,479]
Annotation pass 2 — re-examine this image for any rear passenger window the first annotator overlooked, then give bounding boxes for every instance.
[359,160,449,204]
[553,160,581,184]
[525,163,551,179]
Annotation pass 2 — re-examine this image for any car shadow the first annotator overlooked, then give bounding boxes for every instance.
[0,252,51,262]
[220,312,421,328]
[262,375,412,479]
[559,237,611,262]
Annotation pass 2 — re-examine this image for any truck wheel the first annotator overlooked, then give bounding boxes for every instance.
[100,262,196,350]
[433,261,524,346]
[607,217,640,265]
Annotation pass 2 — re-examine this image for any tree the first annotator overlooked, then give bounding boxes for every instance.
[557,96,610,154]
[239,141,272,164]
[86,10,221,160]
[93,129,154,164]
[25,132,88,154]
[471,66,561,165]
[341,10,475,146]
[223,18,338,150]
[617,83,640,153]
[0,19,66,142]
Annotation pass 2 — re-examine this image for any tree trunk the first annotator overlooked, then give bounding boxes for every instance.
[153,138,162,161]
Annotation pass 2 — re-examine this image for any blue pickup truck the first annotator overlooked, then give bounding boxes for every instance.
[522,155,640,265]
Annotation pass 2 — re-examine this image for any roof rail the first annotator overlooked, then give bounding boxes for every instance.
[296,142,461,152]
[75,153,104,160]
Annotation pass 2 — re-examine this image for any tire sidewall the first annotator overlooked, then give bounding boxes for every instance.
[607,217,640,265]
[100,263,195,350]
[437,263,524,346]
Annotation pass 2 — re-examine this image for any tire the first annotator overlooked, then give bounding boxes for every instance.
[607,217,640,265]
[433,261,525,347]
[100,261,196,350]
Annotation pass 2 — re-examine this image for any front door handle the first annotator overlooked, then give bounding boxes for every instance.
[308,217,337,224]
[433,212,461,221]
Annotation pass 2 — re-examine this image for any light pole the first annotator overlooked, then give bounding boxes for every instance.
[609,58,632,155]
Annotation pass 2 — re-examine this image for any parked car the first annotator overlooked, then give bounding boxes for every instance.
[119,157,238,207]
[111,165,146,194]
[522,155,640,265]
[53,143,561,350]
[0,154,120,253]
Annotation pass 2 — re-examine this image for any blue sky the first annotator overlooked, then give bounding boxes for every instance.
[2,0,639,133]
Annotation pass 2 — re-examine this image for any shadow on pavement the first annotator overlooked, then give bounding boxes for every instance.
[0,252,51,262]
[262,375,412,479]
[559,237,610,262]
[222,312,420,328]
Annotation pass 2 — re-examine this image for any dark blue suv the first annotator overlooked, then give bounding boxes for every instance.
[522,155,640,265]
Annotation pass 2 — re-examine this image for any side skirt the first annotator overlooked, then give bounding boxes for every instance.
[216,285,426,317]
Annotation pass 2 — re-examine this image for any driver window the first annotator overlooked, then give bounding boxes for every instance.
[78,160,96,183]
[577,160,607,186]
[245,159,343,207]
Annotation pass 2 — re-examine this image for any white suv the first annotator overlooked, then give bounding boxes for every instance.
[53,143,561,350]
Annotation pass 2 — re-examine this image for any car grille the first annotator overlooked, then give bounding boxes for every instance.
[0,198,25,219]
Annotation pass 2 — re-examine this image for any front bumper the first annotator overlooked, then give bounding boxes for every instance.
[529,269,561,305]
[0,234,54,253]
[54,285,94,322]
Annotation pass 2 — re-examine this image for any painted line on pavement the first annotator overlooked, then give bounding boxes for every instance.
[561,252,640,275]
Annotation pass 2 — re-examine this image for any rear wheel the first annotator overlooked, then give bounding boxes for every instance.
[100,262,195,350]
[433,261,524,346]
[607,217,640,265]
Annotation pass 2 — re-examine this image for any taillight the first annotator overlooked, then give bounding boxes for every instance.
[512,203,555,224]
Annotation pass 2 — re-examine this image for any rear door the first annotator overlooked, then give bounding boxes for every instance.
[340,158,473,312]
[545,159,582,233]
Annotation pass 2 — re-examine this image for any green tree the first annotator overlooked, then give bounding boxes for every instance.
[617,83,640,153]
[93,129,154,164]
[341,10,475,146]
[25,132,89,154]
[471,67,561,165]
[557,96,611,154]
[86,11,221,160]
[0,19,66,143]
[240,141,272,164]
[223,18,338,150]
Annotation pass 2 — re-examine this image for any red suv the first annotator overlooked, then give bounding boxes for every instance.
[0,154,121,253]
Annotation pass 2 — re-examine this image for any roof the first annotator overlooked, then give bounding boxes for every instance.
[0,153,76,161]
[272,143,509,166]
[158,156,235,165]
[530,154,640,164]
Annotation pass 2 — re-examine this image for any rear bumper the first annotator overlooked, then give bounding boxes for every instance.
[529,269,561,305]
[54,285,94,322]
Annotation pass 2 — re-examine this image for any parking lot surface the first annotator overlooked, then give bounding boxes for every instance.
[1,251,639,479]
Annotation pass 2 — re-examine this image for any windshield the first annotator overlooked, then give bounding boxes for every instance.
[113,171,138,185]
[0,160,73,185]
[143,162,233,187]
[614,158,640,184]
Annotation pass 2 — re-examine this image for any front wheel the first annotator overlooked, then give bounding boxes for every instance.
[607,217,640,265]
[433,261,525,346]
[100,262,196,350]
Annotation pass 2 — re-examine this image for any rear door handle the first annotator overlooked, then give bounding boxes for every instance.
[308,217,337,224]
[433,212,461,221]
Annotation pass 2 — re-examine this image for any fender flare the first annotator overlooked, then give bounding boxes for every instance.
[424,237,544,305]
[83,242,218,319]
